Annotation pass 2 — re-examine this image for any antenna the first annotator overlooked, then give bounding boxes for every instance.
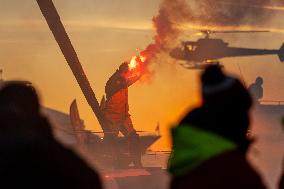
[211,30,270,34]
[199,30,270,38]
[236,63,247,86]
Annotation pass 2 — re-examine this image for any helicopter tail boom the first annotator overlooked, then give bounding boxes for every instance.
[278,43,284,62]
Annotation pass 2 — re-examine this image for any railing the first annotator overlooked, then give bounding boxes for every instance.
[259,100,284,105]
[146,151,172,156]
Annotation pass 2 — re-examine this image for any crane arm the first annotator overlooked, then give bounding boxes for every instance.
[36,0,109,132]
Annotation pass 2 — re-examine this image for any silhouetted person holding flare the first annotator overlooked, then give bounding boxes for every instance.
[102,61,143,168]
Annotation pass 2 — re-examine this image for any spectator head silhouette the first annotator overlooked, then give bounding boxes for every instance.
[0,81,53,137]
[169,65,265,189]
[0,81,40,120]
[200,65,252,149]
[0,81,102,188]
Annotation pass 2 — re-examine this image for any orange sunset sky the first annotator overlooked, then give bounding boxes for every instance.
[1,0,284,150]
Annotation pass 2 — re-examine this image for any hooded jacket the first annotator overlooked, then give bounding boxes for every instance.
[168,108,266,189]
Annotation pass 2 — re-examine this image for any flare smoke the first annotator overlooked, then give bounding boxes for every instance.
[190,0,284,26]
[141,0,191,63]
[141,0,284,66]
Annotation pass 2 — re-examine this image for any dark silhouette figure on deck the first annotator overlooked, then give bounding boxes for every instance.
[102,62,142,167]
[168,65,266,189]
[248,76,264,103]
[0,81,102,188]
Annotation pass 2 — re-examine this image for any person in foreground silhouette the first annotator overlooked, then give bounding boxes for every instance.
[168,65,266,189]
[0,81,102,188]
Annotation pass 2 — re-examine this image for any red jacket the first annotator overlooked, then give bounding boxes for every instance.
[104,69,139,121]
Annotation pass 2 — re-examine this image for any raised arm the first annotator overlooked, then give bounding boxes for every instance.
[126,71,142,87]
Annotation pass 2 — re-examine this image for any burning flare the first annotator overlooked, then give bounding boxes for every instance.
[129,56,138,70]
[128,54,147,70]
[124,54,148,80]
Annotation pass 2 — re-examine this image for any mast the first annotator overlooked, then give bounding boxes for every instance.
[36,0,109,132]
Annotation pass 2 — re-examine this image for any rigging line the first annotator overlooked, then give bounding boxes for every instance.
[236,62,247,87]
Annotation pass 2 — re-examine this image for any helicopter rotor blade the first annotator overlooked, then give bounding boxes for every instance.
[210,30,270,34]
[196,29,270,38]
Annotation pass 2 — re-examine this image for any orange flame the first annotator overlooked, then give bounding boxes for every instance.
[128,54,147,70]
[129,56,138,70]
[140,55,146,63]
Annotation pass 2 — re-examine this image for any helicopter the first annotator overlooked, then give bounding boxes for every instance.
[170,30,284,69]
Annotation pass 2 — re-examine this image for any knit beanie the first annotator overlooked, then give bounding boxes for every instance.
[200,65,252,149]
